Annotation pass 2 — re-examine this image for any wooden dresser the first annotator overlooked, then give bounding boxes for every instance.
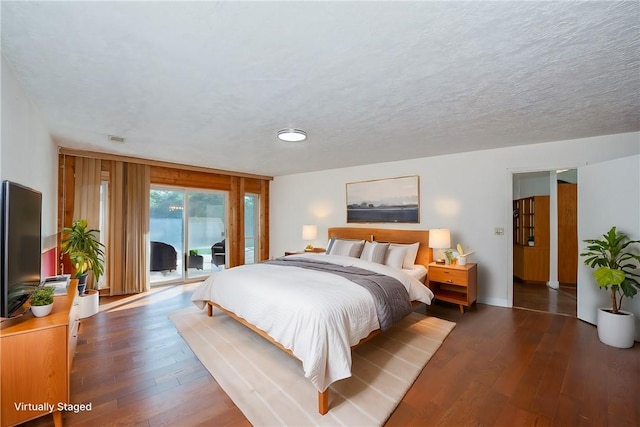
[1,288,79,427]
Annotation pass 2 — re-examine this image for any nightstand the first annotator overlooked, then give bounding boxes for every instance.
[284,251,303,256]
[284,248,326,256]
[428,262,477,313]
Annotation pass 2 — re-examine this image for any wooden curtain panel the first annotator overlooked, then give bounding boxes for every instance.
[72,157,102,289]
[108,162,150,295]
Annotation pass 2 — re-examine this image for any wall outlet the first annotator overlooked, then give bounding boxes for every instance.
[494,227,504,236]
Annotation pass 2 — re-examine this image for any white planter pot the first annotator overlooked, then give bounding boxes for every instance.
[597,308,635,349]
[31,303,53,317]
[79,289,99,319]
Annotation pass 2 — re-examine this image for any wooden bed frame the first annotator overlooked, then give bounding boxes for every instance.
[205,227,432,415]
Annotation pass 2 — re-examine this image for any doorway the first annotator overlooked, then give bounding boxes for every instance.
[512,169,577,316]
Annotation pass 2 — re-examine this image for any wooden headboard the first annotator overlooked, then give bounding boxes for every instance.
[327,227,432,267]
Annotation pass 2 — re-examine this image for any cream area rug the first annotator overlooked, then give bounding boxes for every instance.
[169,306,456,427]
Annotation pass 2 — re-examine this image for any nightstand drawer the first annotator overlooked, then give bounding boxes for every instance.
[429,267,468,286]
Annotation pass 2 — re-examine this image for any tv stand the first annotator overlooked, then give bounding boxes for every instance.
[0,303,31,322]
[0,288,79,427]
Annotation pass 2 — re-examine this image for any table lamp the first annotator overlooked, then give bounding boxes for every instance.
[302,225,318,251]
[428,228,451,264]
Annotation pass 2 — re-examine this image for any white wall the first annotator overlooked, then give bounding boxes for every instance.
[1,54,57,245]
[577,155,640,341]
[513,172,550,199]
[271,132,639,307]
[512,169,577,199]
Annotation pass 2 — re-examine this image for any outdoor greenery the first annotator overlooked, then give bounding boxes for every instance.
[30,286,55,306]
[581,226,640,313]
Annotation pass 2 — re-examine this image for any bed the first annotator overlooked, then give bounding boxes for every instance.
[191,227,433,414]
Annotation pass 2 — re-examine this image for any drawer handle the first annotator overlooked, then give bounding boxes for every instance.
[446,279,453,283]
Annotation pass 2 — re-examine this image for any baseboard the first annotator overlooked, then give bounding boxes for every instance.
[478,297,509,308]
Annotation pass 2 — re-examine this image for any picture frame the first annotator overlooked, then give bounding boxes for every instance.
[346,175,420,223]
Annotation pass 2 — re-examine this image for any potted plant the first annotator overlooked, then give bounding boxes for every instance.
[30,286,55,317]
[581,226,640,348]
[444,250,455,265]
[61,219,105,294]
[527,235,535,246]
[188,249,203,270]
[456,244,474,266]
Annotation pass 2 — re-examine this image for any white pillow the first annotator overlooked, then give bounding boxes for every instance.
[328,238,365,257]
[390,242,420,268]
[359,241,390,264]
[384,245,407,269]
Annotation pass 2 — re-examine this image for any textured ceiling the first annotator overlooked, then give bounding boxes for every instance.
[2,1,639,177]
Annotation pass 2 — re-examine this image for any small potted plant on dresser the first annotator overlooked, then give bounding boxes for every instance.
[30,286,55,317]
[581,226,640,348]
[61,219,105,294]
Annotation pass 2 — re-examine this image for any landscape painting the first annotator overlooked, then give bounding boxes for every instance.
[346,175,420,223]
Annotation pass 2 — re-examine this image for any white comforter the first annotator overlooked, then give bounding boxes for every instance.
[191,253,433,391]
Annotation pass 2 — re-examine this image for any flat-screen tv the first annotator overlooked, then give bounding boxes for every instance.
[1,180,42,318]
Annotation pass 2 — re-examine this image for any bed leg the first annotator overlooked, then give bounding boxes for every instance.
[207,302,213,317]
[318,389,329,415]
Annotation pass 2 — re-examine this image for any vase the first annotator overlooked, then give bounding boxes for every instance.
[597,308,635,348]
[77,273,89,295]
[31,303,53,317]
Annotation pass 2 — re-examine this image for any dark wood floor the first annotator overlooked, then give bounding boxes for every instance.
[513,280,577,317]
[23,284,639,427]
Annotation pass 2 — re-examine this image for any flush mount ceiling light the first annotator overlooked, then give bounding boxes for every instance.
[277,129,307,142]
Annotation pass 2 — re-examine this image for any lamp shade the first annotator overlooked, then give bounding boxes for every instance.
[428,228,451,249]
[302,225,318,241]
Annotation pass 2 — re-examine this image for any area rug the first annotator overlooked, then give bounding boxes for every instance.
[169,306,456,426]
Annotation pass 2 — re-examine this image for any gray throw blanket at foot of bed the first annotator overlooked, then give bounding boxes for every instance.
[265,257,412,330]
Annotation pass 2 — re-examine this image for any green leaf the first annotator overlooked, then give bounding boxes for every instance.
[620,279,639,299]
[594,267,625,288]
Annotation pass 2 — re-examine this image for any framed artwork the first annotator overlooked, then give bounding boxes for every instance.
[346,175,420,223]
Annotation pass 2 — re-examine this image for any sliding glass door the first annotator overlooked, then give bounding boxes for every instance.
[150,188,185,285]
[187,191,226,279]
[244,194,258,264]
[150,187,227,285]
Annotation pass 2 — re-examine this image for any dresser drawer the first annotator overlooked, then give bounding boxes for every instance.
[429,267,469,286]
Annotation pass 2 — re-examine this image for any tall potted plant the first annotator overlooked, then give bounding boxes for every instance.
[581,226,640,348]
[61,219,105,294]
